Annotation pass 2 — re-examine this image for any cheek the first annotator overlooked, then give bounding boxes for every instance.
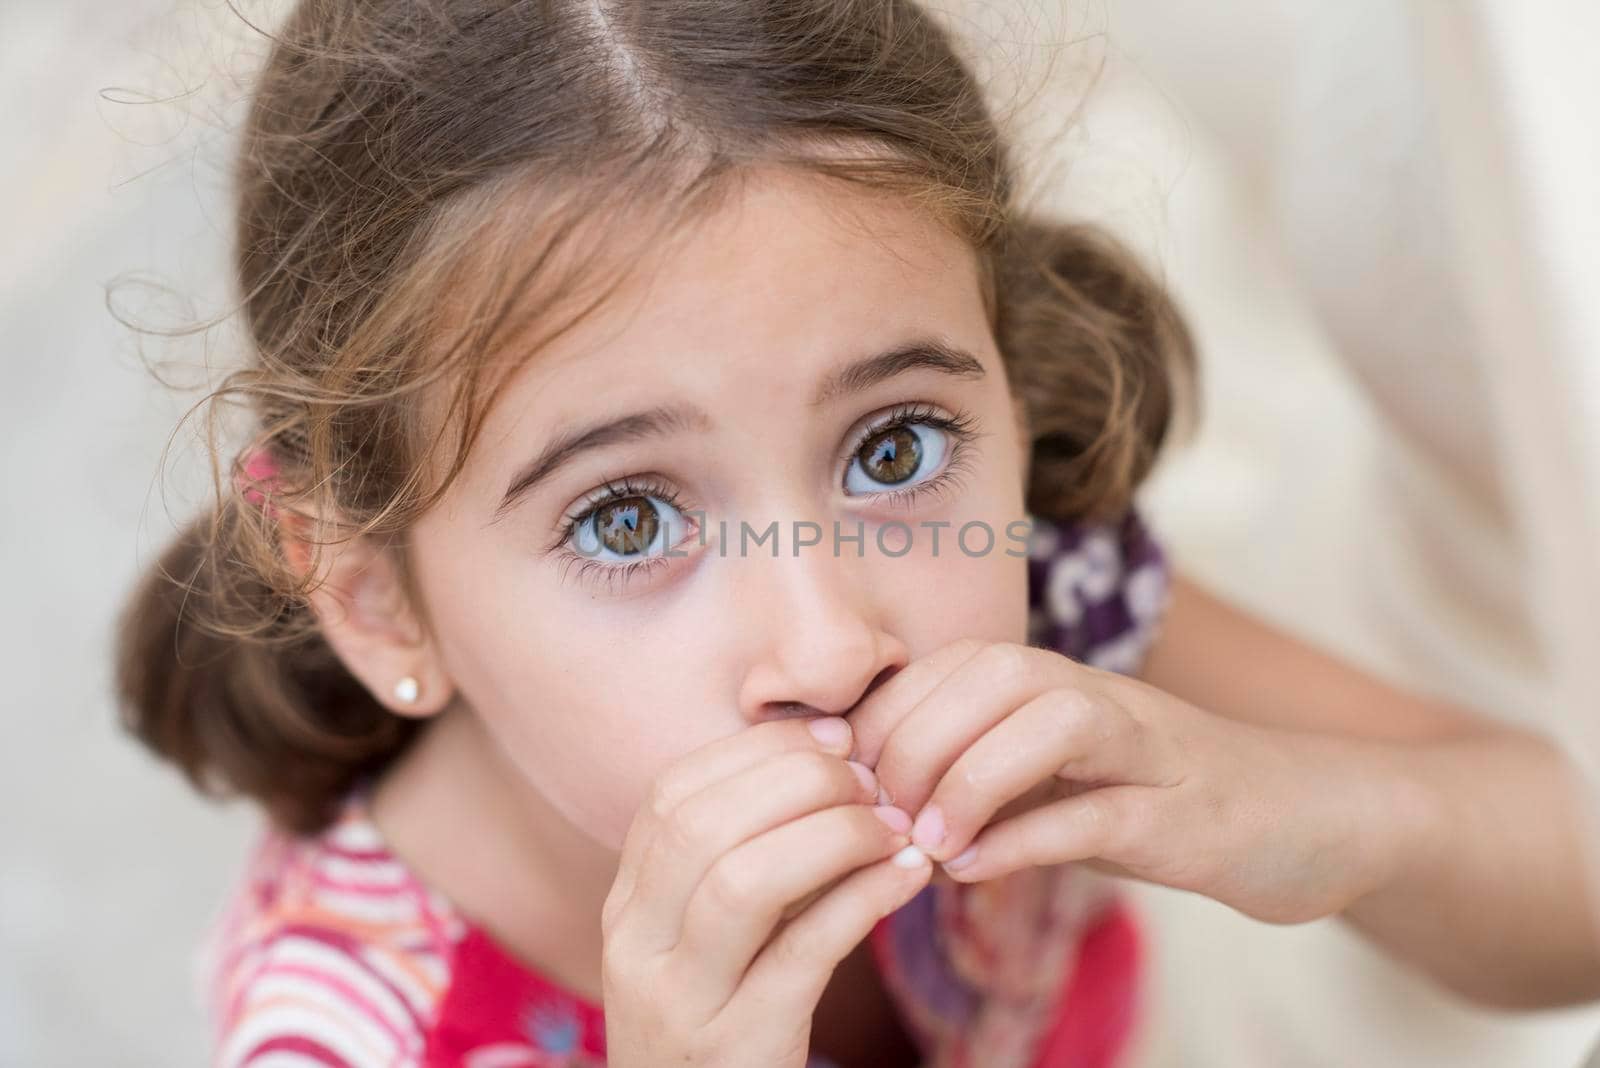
[491,699,682,851]
[437,602,728,850]
[872,514,1030,658]
[460,627,706,848]
[903,460,1032,649]
[401,534,647,845]
[922,538,1030,647]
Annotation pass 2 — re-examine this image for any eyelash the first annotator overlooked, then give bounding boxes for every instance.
[838,402,981,509]
[551,474,692,594]
[552,402,982,593]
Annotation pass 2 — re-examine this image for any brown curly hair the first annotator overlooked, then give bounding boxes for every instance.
[113,0,1198,835]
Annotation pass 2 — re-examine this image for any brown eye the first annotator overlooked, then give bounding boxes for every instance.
[856,426,922,485]
[569,490,683,563]
[844,415,953,502]
[593,496,660,556]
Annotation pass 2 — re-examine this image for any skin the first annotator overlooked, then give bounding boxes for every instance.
[289,161,1600,1050]
[292,165,1032,1010]
[842,576,1600,1011]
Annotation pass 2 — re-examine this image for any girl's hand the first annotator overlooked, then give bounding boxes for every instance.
[846,639,1422,925]
[600,716,933,1068]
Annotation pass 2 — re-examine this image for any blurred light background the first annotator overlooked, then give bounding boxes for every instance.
[3,1,1598,1064]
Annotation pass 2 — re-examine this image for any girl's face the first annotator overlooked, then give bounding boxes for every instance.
[408,167,1030,851]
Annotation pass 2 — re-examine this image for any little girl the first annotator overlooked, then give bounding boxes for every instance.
[114,1,1600,1066]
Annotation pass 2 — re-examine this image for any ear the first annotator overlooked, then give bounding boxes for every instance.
[282,520,456,719]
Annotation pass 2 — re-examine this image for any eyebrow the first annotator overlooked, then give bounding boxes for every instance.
[810,338,986,408]
[490,337,986,524]
[488,404,710,526]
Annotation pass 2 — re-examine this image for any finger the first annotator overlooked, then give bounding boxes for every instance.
[911,683,1154,863]
[771,824,931,927]
[617,746,883,954]
[938,785,1152,883]
[735,832,932,1018]
[672,803,914,1012]
[605,716,856,929]
[872,642,1062,820]
[844,637,989,771]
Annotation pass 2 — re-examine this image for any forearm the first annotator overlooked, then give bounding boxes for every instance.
[1139,572,1600,1006]
[1342,720,1600,1009]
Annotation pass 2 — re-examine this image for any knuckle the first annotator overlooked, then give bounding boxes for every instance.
[907,637,984,686]
[953,757,984,795]
[664,794,718,855]
[1047,686,1099,738]
[645,775,683,827]
[705,854,766,915]
[1092,684,1134,731]
[649,954,698,1018]
[600,929,642,989]
[975,639,1030,681]
[1077,792,1121,846]
[783,748,850,799]
[599,935,627,981]
[765,924,815,975]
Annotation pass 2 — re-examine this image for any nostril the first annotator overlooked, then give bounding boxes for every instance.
[861,665,899,701]
[768,665,900,723]
[770,701,823,719]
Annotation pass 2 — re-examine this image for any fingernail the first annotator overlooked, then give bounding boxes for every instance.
[808,717,850,749]
[875,783,894,806]
[892,844,929,869]
[911,803,945,851]
[943,844,979,872]
[846,759,878,797]
[872,805,912,834]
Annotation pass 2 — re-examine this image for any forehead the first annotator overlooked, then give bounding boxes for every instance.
[433,166,992,477]
[595,171,977,349]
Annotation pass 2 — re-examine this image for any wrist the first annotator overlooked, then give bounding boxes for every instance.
[1340,734,1452,913]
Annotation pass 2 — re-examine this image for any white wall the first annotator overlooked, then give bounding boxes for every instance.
[2,4,264,1064]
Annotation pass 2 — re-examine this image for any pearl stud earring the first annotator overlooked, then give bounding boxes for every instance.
[394,676,420,705]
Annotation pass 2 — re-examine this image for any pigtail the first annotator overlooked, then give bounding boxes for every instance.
[112,491,420,835]
[994,216,1200,524]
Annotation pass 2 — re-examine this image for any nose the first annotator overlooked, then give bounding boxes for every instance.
[734,530,909,726]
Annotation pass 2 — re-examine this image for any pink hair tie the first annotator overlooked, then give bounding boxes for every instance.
[235,444,284,520]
